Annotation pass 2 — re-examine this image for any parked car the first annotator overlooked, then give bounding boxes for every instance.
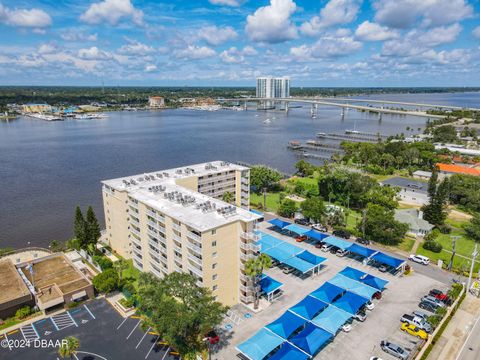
[373,291,382,300]
[380,341,410,360]
[370,357,383,360]
[282,266,295,275]
[311,223,327,232]
[429,289,450,303]
[333,229,351,239]
[399,314,432,333]
[205,330,220,345]
[342,323,352,332]
[400,323,428,340]
[314,242,325,249]
[365,301,375,311]
[354,310,367,322]
[409,254,430,265]
[336,249,349,257]
[356,237,370,245]
[295,235,308,242]
[412,310,429,322]
[421,295,446,307]
[321,244,333,252]
[295,218,310,226]
[419,300,439,313]
[378,265,389,273]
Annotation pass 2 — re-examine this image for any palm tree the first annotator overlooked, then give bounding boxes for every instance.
[58,336,80,359]
[244,254,272,310]
[114,259,128,281]
[222,191,234,204]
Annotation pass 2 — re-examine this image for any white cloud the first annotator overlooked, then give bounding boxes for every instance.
[219,46,257,63]
[144,64,157,72]
[291,34,362,60]
[355,21,399,41]
[80,0,144,26]
[60,30,97,42]
[78,46,112,60]
[118,39,155,55]
[472,26,480,39]
[301,0,361,36]
[38,43,58,55]
[209,0,243,6]
[0,3,51,28]
[373,0,473,28]
[173,45,216,60]
[198,25,237,46]
[416,23,462,47]
[245,0,297,43]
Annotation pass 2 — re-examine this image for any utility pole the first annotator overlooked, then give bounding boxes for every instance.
[362,209,367,239]
[467,243,478,293]
[448,235,460,271]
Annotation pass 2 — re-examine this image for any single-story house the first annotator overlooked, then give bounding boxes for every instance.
[394,209,434,237]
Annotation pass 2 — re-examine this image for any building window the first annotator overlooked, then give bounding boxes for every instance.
[212,241,217,247]
[212,251,217,258]
[212,263,217,269]
[212,229,216,235]
[212,285,218,291]
[212,274,217,280]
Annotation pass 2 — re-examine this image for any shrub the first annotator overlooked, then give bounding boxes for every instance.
[122,282,137,295]
[15,306,32,319]
[92,268,119,294]
[436,224,452,234]
[93,255,113,270]
[423,240,443,253]
[119,297,135,309]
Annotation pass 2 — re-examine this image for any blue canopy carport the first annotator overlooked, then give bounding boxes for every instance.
[263,242,303,262]
[339,266,389,291]
[257,232,283,252]
[290,323,333,357]
[265,310,307,339]
[310,282,345,303]
[312,305,353,334]
[289,295,329,320]
[347,243,377,258]
[284,223,309,236]
[268,218,291,230]
[332,291,369,315]
[327,274,378,299]
[236,328,284,360]
[268,342,309,360]
[260,274,284,302]
[304,229,329,243]
[322,236,353,251]
[371,252,406,272]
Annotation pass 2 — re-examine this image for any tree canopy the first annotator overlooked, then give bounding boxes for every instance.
[360,203,408,245]
[137,272,227,358]
[92,268,119,293]
[278,198,297,218]
[250,165,282,193]
[301,197,325,223]
[465,214,480,242]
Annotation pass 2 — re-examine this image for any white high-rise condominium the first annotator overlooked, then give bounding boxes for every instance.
[256,77,290,98]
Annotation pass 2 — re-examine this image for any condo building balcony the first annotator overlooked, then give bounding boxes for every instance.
[241,232,260,241]
[186,241,202,255]
[188,263,203,277]
[188,253,203,267]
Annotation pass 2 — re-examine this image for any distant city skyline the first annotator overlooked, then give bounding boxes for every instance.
[0,0,479,87]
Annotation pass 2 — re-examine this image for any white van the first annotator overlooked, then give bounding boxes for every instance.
[321,244,332,252]
[409,254,430,265]
[336,249,348,257]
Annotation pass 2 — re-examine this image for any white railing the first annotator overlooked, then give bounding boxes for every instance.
[187,231,202,242]
[131,235,142,247]
[174,263,183,273]
[240,294,254,303]
[147,220,156,228]
[199,180,236,193]
[240,252,255,261]
[186,241,202,254]
[241,232,260,241]
[188,253,203,267]
[173,233,182,242]
[132,249,143,261]
[172,223,182,232]
[130,227,141,237]
[150,266,162,278]
[173,243,182,253]
[157,225,166,234]
[241,185,249,192]
[148,239,158,248]
[188,263,203,277]
[129,200,138,209]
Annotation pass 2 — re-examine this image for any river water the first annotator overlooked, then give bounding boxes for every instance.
[1,92,478,248]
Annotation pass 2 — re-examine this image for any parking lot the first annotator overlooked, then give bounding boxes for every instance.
[0,299,180,360]
[215,222,449,360]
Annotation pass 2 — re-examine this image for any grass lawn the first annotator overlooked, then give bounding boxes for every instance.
[250,192,282,212]
[345,209,361,232]
[398,237,416,253]
[0,312,42,331]
[122,259,142,289]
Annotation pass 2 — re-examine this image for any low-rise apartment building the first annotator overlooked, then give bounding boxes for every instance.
[101,161,261,306]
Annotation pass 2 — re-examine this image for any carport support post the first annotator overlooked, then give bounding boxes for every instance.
[467,243,478,293]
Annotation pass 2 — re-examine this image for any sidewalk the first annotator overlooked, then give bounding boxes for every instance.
[427,294,480,360]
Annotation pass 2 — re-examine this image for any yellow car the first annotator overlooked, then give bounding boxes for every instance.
[401,322,428,340]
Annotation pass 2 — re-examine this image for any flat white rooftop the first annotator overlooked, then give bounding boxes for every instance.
[102,161,259,232]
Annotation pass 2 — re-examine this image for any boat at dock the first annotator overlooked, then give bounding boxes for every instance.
[73,113,108,120]
[24,113,63,121]
[316,132,383,142]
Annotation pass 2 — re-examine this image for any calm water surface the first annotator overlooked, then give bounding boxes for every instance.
[1,92,478,248]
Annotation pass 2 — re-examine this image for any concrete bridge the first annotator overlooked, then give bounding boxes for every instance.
[218,97,461,119]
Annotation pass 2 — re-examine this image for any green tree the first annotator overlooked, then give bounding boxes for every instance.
[49,240,64,252]
[360,203,408,245]
[85,206,101,248]
[295,160,315,177]
[114,259,129,282]
[465,214,480,242]
[278,199,297,218]
[92,268,119,293]
[432,125,457,143]
[250,165,282,193]
[423,178,449,226]
[137,272,227,358]
[244,254,272,310]
[362,185,399,210]
[58,336,80,359]
[73,206,87,248]
[301,197,325,223]
[221,191,234,204]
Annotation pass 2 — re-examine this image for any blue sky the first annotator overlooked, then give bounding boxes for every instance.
[0,0,479,87]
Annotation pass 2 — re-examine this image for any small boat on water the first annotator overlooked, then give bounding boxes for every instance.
[287,141,302,149]
[25,113,63,121]
[263,118,271,124]
[316,132,326,137]
[74,113,108,120]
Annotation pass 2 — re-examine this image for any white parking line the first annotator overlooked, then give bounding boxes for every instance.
[4,333,12,351]
[136,327,151,349]
[127,320,142,340]
[117,317,128,330]
[145,336,159,359]
[161,347,170,360]
[84,304,96,320]
[67,311,78,327]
